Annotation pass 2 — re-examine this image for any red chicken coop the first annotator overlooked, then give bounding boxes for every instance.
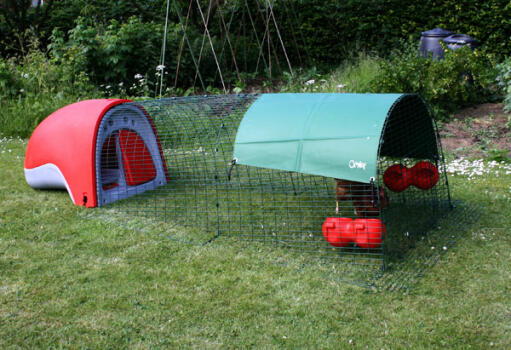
[24,99,169,207]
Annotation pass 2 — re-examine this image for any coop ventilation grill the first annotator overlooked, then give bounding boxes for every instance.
[25,93,452,268]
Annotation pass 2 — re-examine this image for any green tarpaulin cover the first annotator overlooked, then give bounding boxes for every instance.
[233,93,423,183]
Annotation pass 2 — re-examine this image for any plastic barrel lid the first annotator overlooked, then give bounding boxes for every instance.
[421,28,453,37]
[443,34,478,45]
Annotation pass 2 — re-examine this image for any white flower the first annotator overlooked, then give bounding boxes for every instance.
[118,82,124,87]
[23,73,29,79]
[156,65,165,71]
[337,83,346,89]
[134,73,143,79]
[105,85,111,89]
[19,89,24,93]
[305,79,315,85]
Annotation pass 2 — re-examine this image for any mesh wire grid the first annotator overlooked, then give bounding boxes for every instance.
[96,94,452,269]
[377,95,452,266]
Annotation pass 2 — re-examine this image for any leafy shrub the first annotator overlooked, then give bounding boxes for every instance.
[0,50,98,138]
[279,45,498,121]
[496,57,511,113]
[370,42,498,120]
[0,58,21,98]
[49,17,162,91]
[48,16,226,94]
[487,148,511,162]
[0,0,166,57]
[17,50,94,97]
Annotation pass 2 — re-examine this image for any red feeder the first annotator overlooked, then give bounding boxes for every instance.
[322,217,386,249]
[24,99,169,207]
[383,161,439,192]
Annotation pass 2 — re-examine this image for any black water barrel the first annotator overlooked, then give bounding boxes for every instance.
[443,34,479,51]
[419,28,453,60]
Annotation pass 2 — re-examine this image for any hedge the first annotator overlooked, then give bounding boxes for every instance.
[274,0,511,65]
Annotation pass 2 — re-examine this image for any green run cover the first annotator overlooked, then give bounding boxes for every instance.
[233,93,408,183]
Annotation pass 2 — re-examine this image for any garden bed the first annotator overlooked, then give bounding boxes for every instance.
[440,103,511,159]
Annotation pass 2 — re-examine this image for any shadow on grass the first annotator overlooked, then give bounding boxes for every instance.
[370,200,482,292]
[260,199,485,292]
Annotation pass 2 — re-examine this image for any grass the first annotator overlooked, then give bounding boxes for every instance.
[327,53,382,93]
[1,135,511,348]
[280,53,381,94]
[0,94,96,138]
[0,51,100,138]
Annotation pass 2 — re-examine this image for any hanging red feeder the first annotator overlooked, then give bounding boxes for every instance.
[383,161,439,192]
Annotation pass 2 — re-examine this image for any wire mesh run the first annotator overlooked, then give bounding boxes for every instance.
[98,94,452,269]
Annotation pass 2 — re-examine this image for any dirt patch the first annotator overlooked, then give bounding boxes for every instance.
[439,103,511,159]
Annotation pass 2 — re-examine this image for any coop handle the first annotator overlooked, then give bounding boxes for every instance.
[326,222,365,230]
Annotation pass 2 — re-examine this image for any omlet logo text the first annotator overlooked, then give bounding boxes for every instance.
[349,160,367,170]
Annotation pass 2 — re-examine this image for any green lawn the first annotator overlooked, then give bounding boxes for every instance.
[1,137,510,349]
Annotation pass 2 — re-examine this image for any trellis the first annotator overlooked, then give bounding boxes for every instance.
[159,0,304,94]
